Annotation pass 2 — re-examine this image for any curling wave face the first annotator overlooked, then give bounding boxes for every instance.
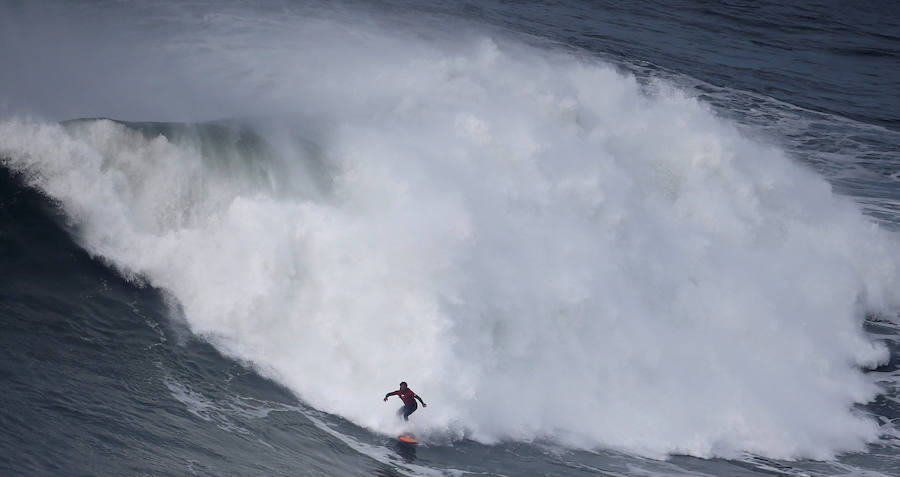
[2,0,899,460]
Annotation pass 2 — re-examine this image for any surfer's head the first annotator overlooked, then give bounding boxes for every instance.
[399,381,407,389]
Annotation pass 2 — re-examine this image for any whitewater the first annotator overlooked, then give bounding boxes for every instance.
[2,0,899,472]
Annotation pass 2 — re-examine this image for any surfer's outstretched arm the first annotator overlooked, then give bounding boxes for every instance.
[383,390,398,402]
[415,394,427,407]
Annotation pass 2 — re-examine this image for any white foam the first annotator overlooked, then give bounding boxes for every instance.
[304,412,465,477]
[2,1,899,460]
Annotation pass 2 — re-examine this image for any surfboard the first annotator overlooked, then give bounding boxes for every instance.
[398,433,418,444]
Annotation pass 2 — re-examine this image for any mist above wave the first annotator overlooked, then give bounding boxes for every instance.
[2,0,899,460]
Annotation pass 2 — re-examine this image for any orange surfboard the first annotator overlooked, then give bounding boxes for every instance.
[398,433,418,444]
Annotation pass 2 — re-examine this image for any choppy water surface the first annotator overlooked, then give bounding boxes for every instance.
[1,1,899,475]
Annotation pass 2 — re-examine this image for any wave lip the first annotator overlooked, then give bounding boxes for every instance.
[2,13,899,461]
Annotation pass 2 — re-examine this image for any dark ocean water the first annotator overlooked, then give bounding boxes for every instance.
[2,1,900,476]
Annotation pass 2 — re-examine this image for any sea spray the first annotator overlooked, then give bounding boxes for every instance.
[2,3,899,460]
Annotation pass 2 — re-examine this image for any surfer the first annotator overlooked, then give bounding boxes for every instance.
[383,381,427,421]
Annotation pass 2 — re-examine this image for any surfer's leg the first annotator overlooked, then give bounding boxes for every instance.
[402,404,417,421]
